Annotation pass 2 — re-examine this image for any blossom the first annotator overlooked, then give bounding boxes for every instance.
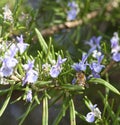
[0,43,18,77]
[110,32,120,62]
[110,32,120,53]
[56,55,67,65]
[86,36,102,54]
[5,44,18,57]
[0,44,18,77]
[112,53,120,62]
[0,66,13,77]
[50,55,67,78]
[2,5,13,23]
[86,104,101,123]
[23,60,34,71]
[72,53,88,72]
[22,60,38,86]
[0,57,18,77]
[89,55,104,78]
[67,1,79,21]
[26,90,32,102]
[16,35,29,54]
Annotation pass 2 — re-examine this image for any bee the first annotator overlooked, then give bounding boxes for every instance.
[75,72,87,87]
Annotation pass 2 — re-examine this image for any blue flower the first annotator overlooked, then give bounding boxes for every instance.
[67,1,79,21]
[50,65,61,78]
[72,53,88,72]
[67,9,78,21]
[110,32,120,62]
[22,60,38,86]
[68,1,78,8]
[23,60,34,71]
[50,55,67,78]
[86,104,101,123]
[0,50,18,77]
[5,44,18,57]
[110,32,120,53]
[89,55,104,78]
[16,35,29,54]
[0,66,13,77]
[112,53,120,62]
[26,90,32,102]
[56,55,67,65]
[86,36,102,54]
[86,112,95,123]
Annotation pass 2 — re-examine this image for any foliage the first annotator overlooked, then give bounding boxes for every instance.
[0,0,120,125]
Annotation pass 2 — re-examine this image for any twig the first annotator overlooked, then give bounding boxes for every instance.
[101,60,116,76]
[40,0,120,37]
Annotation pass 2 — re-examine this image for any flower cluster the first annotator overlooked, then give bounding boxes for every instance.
[72,54,104,79]
[0,35,29,77]
[0,44,18,77]
[86,104,101,123]
[67,1,79,21]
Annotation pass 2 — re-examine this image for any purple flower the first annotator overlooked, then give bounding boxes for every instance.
[23,60,34,71]
[89,55,104,78]
[50,55,67,78]
[5,44,18,57]
[0,43,18,77]
[16,35,29,54]
[86,104,101,123]
[26,90,32,102]
[72,53,88,72]
[3,57,18,68]
[0,56,18,77]
[86,36,102,54]
[68,1,78,8]
[67,1,79,21]
[67,9,78,21]
[22,60,38,86]
[50,65,61,78]
[110,32,120,62]
[0,66,13,77]
[110,32,120,53]
[86,112,95,123]
[56,55,67,65]
[112,53,120,62]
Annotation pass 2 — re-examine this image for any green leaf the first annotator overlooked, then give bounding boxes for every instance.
[35,80,52,86]
[0,88,10,96]
[35,28,53,63]
[42,95,48,125]
[35,28,48,54]
[89,78,120,95]
[69,99,76,125]
[0,85,13,117]
[61,84,84,91]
